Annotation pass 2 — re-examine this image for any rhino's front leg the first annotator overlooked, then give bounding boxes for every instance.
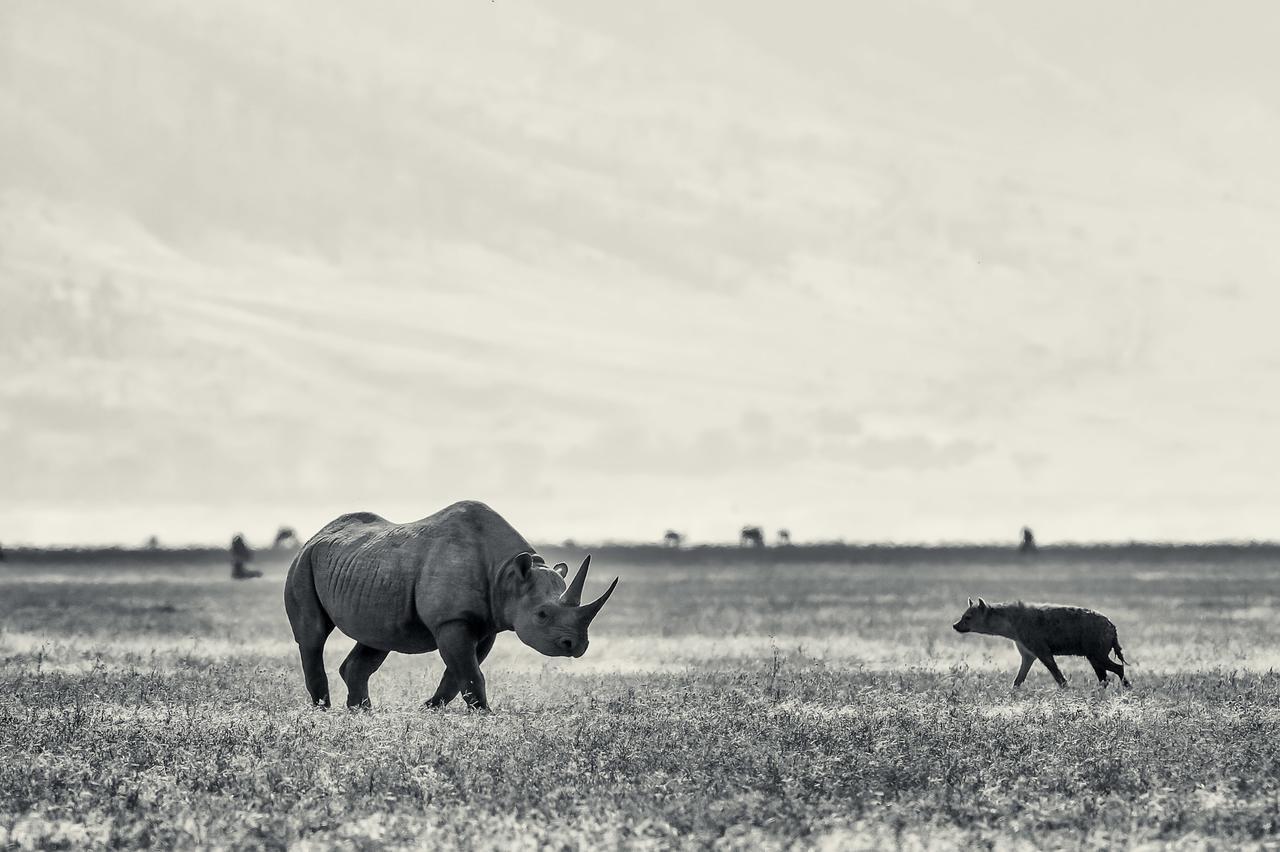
[429,623,491,711]
[425,634,495,709]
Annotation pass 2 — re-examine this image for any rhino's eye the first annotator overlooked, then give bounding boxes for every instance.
[535,609,549,622]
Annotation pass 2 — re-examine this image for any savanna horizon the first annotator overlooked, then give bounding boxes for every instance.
[6,540,1280,563]
[2,547,1279,847]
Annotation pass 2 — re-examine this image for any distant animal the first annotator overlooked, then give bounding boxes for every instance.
[952,598,1129,687]
[283,501,619,711]
[273,526,300,549]
[0,542,5,562]
[230,534,262,580]
[740,526,764,547]
[1019,527,1037,554]
[776,529,791,546]
[663,530,682,548]
[145,535,159,550]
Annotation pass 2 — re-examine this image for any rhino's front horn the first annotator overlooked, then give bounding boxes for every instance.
[561,555,591,606]
[578,576,619,622]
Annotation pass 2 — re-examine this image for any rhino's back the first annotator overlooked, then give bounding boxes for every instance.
[1011,603,1116,656]
[397,501,535,627]
[300,503,528,652]
[305,513,442,653]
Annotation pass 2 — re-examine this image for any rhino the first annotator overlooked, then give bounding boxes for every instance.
[284,501,618,711]
[952,598,1129,687]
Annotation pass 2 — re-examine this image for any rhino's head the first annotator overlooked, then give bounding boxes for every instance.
[509,554,617,658]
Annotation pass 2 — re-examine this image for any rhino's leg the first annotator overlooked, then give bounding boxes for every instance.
[430,623,490,711]
[1012,642,1036,687]
[339,643,390,710]
[284,569,334,708]
[425,633,495,709]
[297,640,332,707]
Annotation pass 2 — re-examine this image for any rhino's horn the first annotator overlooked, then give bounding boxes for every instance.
[578,576,619,623]
[561,555,591,606]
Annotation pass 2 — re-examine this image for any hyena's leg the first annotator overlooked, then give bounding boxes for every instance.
[1022,640,1066,686]
[425,632,495,710]
[339,643,391,710]
[1087,656,1110,685]
[1104,657,1130,687]
[1034,649,1067,687]
[1013,642,1037,687]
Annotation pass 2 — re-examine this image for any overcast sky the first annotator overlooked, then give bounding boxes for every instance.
[3,1,1279,546]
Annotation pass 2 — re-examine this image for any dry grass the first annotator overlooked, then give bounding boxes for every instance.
[1,551,1279,849]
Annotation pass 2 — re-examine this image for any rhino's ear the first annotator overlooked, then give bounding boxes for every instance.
[553,562,569,579]
[977,597,988,610]
[513,552,535,581]
[967,597,975,608]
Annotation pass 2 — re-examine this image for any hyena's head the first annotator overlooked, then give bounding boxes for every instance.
[952,598,994,634]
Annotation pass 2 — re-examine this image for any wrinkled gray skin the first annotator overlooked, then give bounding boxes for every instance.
[952,598,1130,688]
[284,501,618,711]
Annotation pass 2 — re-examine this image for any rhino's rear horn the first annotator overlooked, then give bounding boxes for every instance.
[578,576,618,623]
[561,555,591,606]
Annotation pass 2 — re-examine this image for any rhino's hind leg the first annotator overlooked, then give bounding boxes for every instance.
[298,642,332,708]
[425,631,495,710]
[339,643,390,710]
[284,561,334,708]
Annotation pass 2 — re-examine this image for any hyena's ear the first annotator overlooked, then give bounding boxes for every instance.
[977,597,988,610]
[553,562,569,578]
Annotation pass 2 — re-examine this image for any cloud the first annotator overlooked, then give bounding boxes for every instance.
[824,434,990,471]
[561,420,807,478]
[810,407,864,436]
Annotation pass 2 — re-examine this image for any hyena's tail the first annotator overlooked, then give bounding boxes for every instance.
[1111,636,1127,664]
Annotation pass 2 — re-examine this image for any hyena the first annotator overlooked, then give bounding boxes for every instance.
[952,598,1130,687]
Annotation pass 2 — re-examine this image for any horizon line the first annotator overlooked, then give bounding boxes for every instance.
[6,538,1280,554]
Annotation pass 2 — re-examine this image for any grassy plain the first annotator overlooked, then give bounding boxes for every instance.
[1,548,1278,849]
